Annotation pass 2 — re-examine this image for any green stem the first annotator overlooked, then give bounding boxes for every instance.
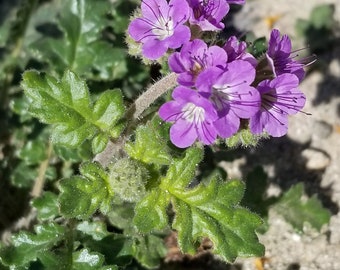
[65,219,77,267]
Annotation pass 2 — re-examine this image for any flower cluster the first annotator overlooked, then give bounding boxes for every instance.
[128,0,310,148]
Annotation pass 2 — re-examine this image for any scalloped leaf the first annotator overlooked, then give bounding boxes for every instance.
[273,183,331,232]
[133,189,170,233]
[125,116,172,165]
[58,162,112,219]
[32,191,59,221]
[0,223,65,267]
[134,148,264,262]
[72,249,105,270]
[22,69,125,149]
[29,0,127,80]
[132,234,167,269]
[171,177,264,261]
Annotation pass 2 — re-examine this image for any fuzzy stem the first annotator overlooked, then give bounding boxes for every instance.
[94,72,178,167]
[126,72,178,121]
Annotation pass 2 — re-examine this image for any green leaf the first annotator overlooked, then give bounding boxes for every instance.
[310,4,335,29]
[83,235,134,267]
[77,221,111,241]
[10,162,37,188]
[54,142,92,162]
[133,189,170,233]
[247,37,267,58]
[18,140,47,165]
[125,116,172,165]
[171,177,264,261]
[134,149,264,262]
[108,202,135,230]
[72,249,105,270]
[92,89,126,138]
[162,147,203,189]
[273,183,331,232]
[22,70,125,148]
[36,251,69,269]
[133,234,167,268]
[29,0,127,80]
[58,162,112,219]
[10,95,32,122]
[0,223,65,267]
[32,192,59,221]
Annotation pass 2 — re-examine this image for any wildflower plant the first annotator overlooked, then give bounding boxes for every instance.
[0,0,332,269]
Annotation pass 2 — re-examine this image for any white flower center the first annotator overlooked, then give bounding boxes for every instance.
[152,17,174,40]
[182,103,205,124]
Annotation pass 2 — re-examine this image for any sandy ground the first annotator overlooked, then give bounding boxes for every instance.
[226,1,340,269]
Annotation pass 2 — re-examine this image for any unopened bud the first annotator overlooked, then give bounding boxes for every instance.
[108,158,149,202]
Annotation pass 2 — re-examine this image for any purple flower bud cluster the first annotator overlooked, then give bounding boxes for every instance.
[128,0,311,148]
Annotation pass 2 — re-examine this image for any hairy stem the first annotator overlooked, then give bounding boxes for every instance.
[126,72,178,121]
[94,72,178,167]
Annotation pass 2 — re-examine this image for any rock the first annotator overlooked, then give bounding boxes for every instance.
[301,148,331,170]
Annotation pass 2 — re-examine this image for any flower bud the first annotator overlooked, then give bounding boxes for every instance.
[225,127,268,148]
[108,158,149,202]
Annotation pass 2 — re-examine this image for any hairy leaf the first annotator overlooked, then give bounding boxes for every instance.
[273,183,331,232]
[72,249,105,270]
[58,162,112,219]
[134,148,264,262]
[32,191,59,221]
[133,189,170,233]
[22,70,125,149]
[125,116,172,165]
[133,234,167,269]
[29,0,127,80]
[0,223,65,267]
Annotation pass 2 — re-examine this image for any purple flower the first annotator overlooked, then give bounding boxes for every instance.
[159,86,218,148]
[128,0,191,60]
[196,60,260,138]
[250,74,306,137]
[223,36,257,66]
[187,0,229,31]
[168,39,228,86]
[265,29,306,81]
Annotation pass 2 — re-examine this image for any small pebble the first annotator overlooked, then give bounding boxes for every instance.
[301,148,331,170]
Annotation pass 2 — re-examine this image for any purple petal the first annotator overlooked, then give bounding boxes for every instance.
[142,39,168,60]
[159,101,182,121]
[197,121,217,145]
[170,119,197,148]
[169,0,190,23]
[249,111,266,135]
[271,74,306,115]
[217,60,256,86]
[196,67,223,93]
[128,18,152,42]
[213,111,240,138]
[229,86,261,118]
[141,0,168,21]
[208,46,228,68]
[168,52,187,73]
[265,116,288,137]
[210,0,230,22]
[177,73,196,87]
[165,25,191,49]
